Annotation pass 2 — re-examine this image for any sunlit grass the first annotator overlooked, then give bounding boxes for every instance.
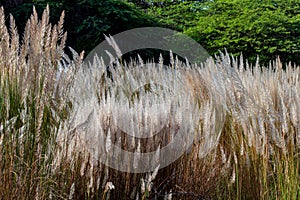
[0,6,299,200]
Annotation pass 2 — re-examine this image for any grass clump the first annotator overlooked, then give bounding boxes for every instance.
[0,6,300,200]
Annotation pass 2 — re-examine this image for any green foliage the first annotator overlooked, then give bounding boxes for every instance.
[128,0,210,31]
[185,0,300,65]
[147,1,208,31]
[3,0,159,55]
[4,0,299,66]
[147,0,300,66]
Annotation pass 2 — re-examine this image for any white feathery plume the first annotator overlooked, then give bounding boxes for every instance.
[165,191,172,200]
[138,54,144,67]
[220,146,227,164]
[230,168,236,185]
[140,178,145,194]
[105,128,112,153]
[280,94,288,134]
[68,183,75,200]
[104,34,122,58]
[88,164,94,189]
[105,50,116,65]
[169,50,174,69]
[104,182,115,193]
[159,53,164,68]
[233,152,238,165]
[149,164,160,183]
[133,140,141,169]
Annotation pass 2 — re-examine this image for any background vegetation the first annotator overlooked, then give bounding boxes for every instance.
[1,0,159,55]
[147,0,300,65]
[1,0,299,65]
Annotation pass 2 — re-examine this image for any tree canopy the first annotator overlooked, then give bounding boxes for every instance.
[147,0,300,66]
[1,0,159,54]
[1,0,299,66]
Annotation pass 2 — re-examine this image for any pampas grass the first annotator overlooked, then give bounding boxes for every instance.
[0,6,299,200]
